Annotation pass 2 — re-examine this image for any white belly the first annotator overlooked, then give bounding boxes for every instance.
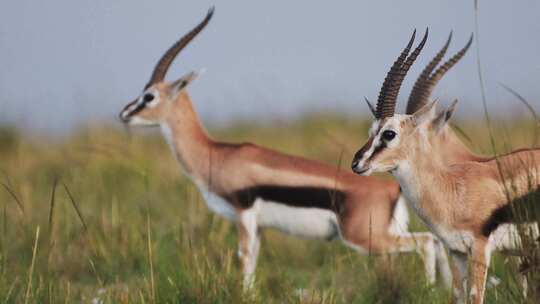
[255,199,339,240]
[194,184,339,239]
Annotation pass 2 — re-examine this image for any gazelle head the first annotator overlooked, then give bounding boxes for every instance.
[119,8,214,126]
[351,29,463,175]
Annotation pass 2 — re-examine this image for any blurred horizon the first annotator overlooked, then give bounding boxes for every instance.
[1,0,539,134]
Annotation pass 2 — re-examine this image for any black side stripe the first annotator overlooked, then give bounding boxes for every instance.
[228,185,347,211]
[481,186,540,237]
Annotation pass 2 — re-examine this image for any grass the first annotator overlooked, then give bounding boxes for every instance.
[0,113,537,303]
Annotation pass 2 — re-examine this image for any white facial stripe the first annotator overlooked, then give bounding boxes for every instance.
[355,119,387,170]
[355,116,406,173]
[120,109,130,120]
[368,120,380,136]
[363,134,382,163]
[127,102,139,112]
[121,88,162,126]
[125,88,161,114]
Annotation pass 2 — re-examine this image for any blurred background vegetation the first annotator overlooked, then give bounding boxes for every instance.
[0,113,538,303]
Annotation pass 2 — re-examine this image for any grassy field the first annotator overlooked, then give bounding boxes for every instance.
[0,114,538,303]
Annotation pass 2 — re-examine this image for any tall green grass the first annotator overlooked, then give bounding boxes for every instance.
[0,114,536,303]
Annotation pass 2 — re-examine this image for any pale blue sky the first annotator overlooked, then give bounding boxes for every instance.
[1,0,539,132]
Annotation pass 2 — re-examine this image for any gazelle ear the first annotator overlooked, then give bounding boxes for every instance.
[431,99,458,134]
[412,100,438,126]
[169,71,199,97]
[364,97,377,118]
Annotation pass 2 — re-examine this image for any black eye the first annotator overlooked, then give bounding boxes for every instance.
[382,130,396,141]
[143,93,154,103]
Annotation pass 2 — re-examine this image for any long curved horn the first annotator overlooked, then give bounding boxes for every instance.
[406,32,452,114]
[407,33,473,114]
[375,30,416,119]
[146,7,215,88]
[376,29,428,119]
[426,34,473,86]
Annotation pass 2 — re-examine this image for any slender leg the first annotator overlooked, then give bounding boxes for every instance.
[469,239,491,304]
[449,250,468,304]
[413,232,438,285]
[435,240,453,289]
[343,232,438,285]
[237,208,260,291]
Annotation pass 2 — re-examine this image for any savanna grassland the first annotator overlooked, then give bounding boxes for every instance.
[0,114,538,303]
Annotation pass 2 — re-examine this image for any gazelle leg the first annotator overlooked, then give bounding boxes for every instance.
[449,250,468,304]
[237,208,260,291]
[345,232,438,285]
[386,232,439,284]
[469,239,491,304]
[435,239,453,289]
[411,232,438,285]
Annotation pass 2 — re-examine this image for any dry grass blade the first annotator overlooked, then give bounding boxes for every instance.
[48,177,59,238]
[0,181,24,215]
[3,276,19,302]
[0,169,13,188]
[61,181,88,232]
[24,226,40,304]
[147,214,156,303]
[473,0,499,158]
[499,83,539,147]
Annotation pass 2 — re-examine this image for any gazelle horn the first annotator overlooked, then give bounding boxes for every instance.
[146,7,215,89]
[406,32,452,114]
[406,33,473,114]
[375,29,428,119]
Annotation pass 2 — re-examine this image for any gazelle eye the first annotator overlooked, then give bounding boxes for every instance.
[382,130,396,141]
[143,93,154,103]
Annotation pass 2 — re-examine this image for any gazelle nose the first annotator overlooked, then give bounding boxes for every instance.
[119,111,130,123]
[351,159,359,171]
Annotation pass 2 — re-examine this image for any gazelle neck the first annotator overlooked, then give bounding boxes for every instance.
[437,126,487,163]
[393,134,451,208]
[160,91,217,184]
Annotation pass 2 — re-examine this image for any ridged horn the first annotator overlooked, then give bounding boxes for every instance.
[375,30,416,119]
[406,32,453,114]
[376,29,429,119]
[407,33,473,114]
[146,7,215,88]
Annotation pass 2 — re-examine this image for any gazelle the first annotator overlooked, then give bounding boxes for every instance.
[118,9,450,289]
[352,30,540,304]
[396,31,536,297]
